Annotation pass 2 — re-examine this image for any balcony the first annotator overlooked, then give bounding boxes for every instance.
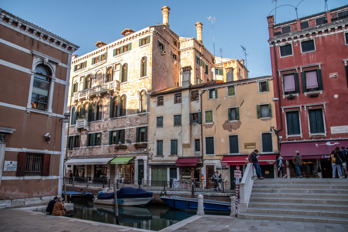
[72,80,120,101]
[76,119,89,130]
[72,90,88,102]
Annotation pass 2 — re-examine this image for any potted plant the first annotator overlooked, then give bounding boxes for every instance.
[287,94,295,100]
[115,144,127,150]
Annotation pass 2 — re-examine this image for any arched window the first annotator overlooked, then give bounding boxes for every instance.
[139,90,146,113]
[109,96,118,118]
[106,67,113,82]
[79,104,86,118]
[95,71,103,86]
[121,63,128,83]
[140,57,147,77]
[71,106,77,125]
[120,95,127,116]
[96,101,102,120]
[31,64,52,110]
[72,81,78,94]
[79,76,85,91]
[86,75,91,89]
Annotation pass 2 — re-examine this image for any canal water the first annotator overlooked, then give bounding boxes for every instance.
[70,199,229,231]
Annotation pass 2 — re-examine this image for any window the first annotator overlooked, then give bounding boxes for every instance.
[120,95,127,116]
[208,89,217,99]
[87,133,102,146]
[16,153,50,176]
[174,115,181,126]
[74,61,87,71]
[262,133,273,152]
[301,69,323,92]
[31,64,51,111]
[105,67,113,82]
[316,17,327,25]
[283,73,299,94]
[257,104,272,118]
[205,110,213,123]
[215,68,223,75]
[280,44,293,57]
[89,101,102,121]
[281,26,291,33]
[300,21,309,29]
[72,81,78,94]
[92,53,107,65]
[113,43,132,56]
[174,93,182,104]
[172,53,177,61]
[308,109,325,134]
[205,137,214,155]
[157,96,164,106]
[121,63,128,82]
[205,64,209,74]
[228,107,239,121]
[109,129,125,144]
[191,90,199,101]
[182,69,191,84]
[170,140,178,155]
[157,140,163,156]
[140,57,147,77]
[85,75,91,89]
[229,135,239,154]
[158,40,164,51]
[196,56,199,64]
[157,116,163,127]
[71,107,77,125]
[195,139,200,152]
[301,40,315,53]
[190,112,201,124]
[136,127,147,142]
[345,33,348,45]
[259,81,269,92]
[139,90,146,113]
[109,96,119,118]
[286,111,301,135]
[78,105,87,119]
[67,135,80,150]
[97,102,102,120]
[228,86,235,96]
[139,36,150,46]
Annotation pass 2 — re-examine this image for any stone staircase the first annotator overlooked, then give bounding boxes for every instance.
[238,178,348,224]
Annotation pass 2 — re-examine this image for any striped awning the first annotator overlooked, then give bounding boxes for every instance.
[65,158,113,165]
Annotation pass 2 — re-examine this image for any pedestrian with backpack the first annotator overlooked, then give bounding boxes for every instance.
[277,154,287,178]
[250,149,264,179]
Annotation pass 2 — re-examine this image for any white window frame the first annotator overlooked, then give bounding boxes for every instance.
[279,43,293,58]
[205,136,215,156]
[227,85,236,97]
[258,80,269,93]
[307,107,326,136]
[228,134,239,154]
[204,110,214,124]
[261,132,273,154]
[300,39,316,53]
[284,109,303,138]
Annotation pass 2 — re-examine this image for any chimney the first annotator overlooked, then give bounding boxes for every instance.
[267,15,274,38]
[195,22,203,43]
[161,6,170,26]
[95,41,107,48]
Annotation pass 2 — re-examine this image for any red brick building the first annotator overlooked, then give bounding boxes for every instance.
[267,5,348,177]
[0,9,78,207]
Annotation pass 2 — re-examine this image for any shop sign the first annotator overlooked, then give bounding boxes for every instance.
[244,143,256,149]
[4,161,17,171]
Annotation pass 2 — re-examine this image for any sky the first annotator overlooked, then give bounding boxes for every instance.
[1,0,346,78]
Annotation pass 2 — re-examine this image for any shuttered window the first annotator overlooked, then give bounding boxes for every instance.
[228,107,239,121]
[301,40,315,52]
[205,110,213,123]
[228,86,235,96]
[280,44,292,57]
[229,135,239,154]
[257,104,272,118]
[195,139,200,152]
[205,137,215,155]
[308,109,325,134]
[262,133,273,152]
[157,116,163,127]
[109,129,125,144]
[136,127,147,142]
[259,81,269,92]
[301,69,323,92]
[157,140,163,156]
[170,140,178,155]
[174,115,182,126]
[286,111,300,135]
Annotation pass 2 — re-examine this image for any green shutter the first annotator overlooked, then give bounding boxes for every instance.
[301,71,307,92]
[72,136,76,148]
[109,97,114,118]
[228,108,232,121]
[125,64,128,81]
[83,77,86,90]
[219,69,223,75]
[266,80,269,91]
[117,95,121,117]
[236,107,240,120]
[317,69,323,90]
[198,112,202,124]
[121,46,124,53]
[215,89,218,98]
[92,133,96,146]
[128,43,132,51]
[139,39,142,46]
[268,104,272,117]
[116,130,120,144]
[190,113,193,124]
[74,65,77,71]
[294,73,300,93]
[93,101,97,121]
[92,58,95,64]
[147,36,150,44]
[99,132,102,145]
[67,136,71,148]
[121,129,125,143]
[144,58,147,76]
[136,128,139,142]
[144,127,147,142]
[257,105,261,118]
[113,49,116,56]
[84,61,87,68]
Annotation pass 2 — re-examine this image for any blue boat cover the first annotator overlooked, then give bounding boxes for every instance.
[97,187,152,199]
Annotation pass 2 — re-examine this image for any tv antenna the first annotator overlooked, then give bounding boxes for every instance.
[241,45,248,69]
[207,16,216,60]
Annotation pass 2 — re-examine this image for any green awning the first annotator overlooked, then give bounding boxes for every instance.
[110,157,134,165]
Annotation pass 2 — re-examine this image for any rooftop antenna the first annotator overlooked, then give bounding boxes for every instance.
[207,16,216,61]
[272,0,278,24]
[241,45,248,69]
[269,0,304,21]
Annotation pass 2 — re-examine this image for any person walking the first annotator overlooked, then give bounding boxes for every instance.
[331,150,337,178]
[250,149,264,179]
[341,146,347,178]
[212,171,221,191]
[334,147,344,178]
[292,151,303,178]
[277,154,286,178]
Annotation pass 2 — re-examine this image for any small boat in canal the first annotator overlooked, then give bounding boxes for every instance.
[94,187,153,206]
[160,196,231,212]
[62,190,94,200]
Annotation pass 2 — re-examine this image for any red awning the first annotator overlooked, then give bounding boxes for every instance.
[176,157,199,166]
[280,140,348,160]
[221,155,276,166]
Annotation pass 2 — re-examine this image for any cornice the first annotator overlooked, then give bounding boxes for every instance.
[0,8,79,54]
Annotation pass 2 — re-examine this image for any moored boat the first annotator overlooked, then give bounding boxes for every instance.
[161,195,231,212]
[94,187,153,206]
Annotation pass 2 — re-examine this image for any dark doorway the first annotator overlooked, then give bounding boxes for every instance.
[137,160,144,185]
[206,165,215,189]
[229,165,244,190]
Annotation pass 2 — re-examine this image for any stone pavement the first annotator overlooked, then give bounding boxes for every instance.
[1,206,348,232]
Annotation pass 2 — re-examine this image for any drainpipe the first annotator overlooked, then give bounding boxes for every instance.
[199,90,205,166]
[273,43,282,152]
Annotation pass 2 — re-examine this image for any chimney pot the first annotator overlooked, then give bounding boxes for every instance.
[195,22,203,43]
[161,6,170,26]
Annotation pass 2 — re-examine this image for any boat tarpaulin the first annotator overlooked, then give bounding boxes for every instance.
[97,187,152,199]
[175,157,199,166]
[65,158,113,165]
[221,155,276,165]
[110,157,134,165]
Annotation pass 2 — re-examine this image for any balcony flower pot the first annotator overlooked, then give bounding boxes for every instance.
[115,144,127,150]
[309,93,318,98]
[134,143,147,149]
[287,94,295,100]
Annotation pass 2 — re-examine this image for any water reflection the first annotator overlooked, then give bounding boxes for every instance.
[70,199,228,231]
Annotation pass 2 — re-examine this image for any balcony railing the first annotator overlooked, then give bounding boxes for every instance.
[76,118,89,130]
[72,81,120,101]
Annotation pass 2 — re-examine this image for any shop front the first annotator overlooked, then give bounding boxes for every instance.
[110,157,134,184]
[176,157,200,183]
[281,140,348,178]
[222,155,276,189]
